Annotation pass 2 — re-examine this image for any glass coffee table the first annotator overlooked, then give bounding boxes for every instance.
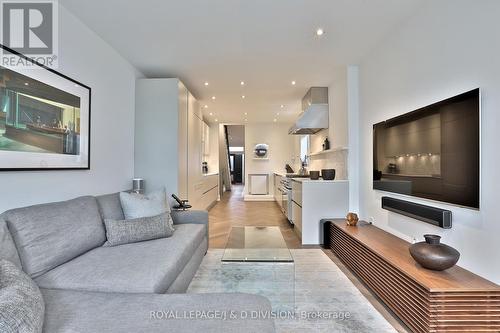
[221,226,295,312]
[222,226,294,262]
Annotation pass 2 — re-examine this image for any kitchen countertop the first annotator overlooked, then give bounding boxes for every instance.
[291,178,348,183]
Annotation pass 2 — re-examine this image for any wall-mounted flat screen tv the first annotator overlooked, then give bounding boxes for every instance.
[373,89,480,209]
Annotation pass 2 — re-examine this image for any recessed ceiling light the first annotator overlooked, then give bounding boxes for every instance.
[316,28,324,36]
[244,112,248,115]
[204,105,209,109]
[273,118,277,122]
[209,112,213,116]
[215,119,219,122]
[204,82,209,86]
[240,81,245,86]
[276,112,280,116]
[211,96,216,100]
[291,81,296,85]
[241,95,245,99]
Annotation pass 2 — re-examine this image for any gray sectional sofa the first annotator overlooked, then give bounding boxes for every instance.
[0,193,275,333]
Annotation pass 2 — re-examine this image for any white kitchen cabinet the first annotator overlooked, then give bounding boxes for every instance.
[292,200,302,239]
[187,94,205,209]
[202,122,210,156]
[273,174,283,207]
[135,79,215,211]
[291,179,349,244]
[195,173,219,210]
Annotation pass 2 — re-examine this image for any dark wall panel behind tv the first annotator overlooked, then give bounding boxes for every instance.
[373,89,480,209]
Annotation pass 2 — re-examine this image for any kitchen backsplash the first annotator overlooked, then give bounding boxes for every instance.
[308,149,348,180]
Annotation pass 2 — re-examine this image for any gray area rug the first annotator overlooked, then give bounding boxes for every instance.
[188,249,397,333]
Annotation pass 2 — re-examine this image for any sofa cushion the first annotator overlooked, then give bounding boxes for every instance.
[35,224,206,293]
[0,259,45,333]
[120,190,170,219]
[4,196,105,278]
[41,288,275,333]
[0,218,21,268]
[104,212,175,247]
[96,192,125,221]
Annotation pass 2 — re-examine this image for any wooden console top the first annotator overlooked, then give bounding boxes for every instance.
[331,220,499,292]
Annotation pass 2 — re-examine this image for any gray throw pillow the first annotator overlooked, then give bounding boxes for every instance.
[0,259,44,333]
[119,190,170,219]
[103,212,175,247]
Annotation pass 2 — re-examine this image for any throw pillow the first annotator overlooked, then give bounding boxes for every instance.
[103,212,175,247]
[119,190,170,219]
[0,259,44,333]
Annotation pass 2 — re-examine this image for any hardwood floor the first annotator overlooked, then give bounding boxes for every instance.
[207,185,410,332]
[208,185,302,249]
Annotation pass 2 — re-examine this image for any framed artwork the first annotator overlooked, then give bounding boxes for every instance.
[0,44,91,170]
[253,143,269,159]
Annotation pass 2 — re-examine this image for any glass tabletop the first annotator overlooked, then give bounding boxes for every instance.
[222,226,294,262]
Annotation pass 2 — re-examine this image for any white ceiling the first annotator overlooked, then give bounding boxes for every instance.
[61,0,425,124]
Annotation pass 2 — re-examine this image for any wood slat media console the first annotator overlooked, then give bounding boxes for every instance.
[328,220,500,333]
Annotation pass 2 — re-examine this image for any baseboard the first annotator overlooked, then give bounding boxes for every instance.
[243,194,275,201]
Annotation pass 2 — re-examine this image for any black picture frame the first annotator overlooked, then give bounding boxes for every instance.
[0,44,91,171]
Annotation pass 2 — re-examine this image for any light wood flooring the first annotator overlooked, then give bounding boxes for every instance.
[207,185,410,333]
[208,185,301,249]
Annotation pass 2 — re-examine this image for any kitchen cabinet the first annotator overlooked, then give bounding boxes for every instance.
[291,179,349,244]
[274,174,283,208]
[187,94,205,208]
[135,79,217,210]
[292,201,302,239]
[202,122,210,156]
[195,173,219,210]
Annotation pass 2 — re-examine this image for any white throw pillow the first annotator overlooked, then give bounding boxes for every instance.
[119,190,170,220]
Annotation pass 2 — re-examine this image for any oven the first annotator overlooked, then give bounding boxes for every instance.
[281,178,293,224]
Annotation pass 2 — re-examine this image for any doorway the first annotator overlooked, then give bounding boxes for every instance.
[230,154,243,183]
[226,125,245,185]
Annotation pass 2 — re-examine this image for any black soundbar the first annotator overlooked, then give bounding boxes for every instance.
[381,196,452,229]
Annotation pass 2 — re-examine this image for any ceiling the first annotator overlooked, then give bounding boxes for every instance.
[60,0,425,124]
[227,125,245,147]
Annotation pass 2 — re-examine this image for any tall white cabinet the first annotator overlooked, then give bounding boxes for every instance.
[135,78,218,210]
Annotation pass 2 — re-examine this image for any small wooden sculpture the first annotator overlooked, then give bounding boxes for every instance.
[346,212,359,226]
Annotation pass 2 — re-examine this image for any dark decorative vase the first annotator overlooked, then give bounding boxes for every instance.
[409,234,460,271]
[321,169,336,180]
[309,171,320,180]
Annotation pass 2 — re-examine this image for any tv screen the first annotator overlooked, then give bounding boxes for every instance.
[373,89,480,209]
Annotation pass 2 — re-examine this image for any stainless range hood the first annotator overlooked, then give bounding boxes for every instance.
[289,87,329,135]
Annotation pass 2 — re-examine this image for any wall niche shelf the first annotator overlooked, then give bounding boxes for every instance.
[309,146,348,157]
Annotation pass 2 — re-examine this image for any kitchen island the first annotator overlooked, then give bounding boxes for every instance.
[291,178,349,245]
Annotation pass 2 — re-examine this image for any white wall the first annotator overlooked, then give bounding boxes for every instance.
[245,123,294,199]
[347,65,360,212]
[300,69,349,179]
[357,0,500,283]
[0,5,140,212]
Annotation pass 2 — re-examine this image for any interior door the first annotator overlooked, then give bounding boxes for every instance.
[231,154,243,184]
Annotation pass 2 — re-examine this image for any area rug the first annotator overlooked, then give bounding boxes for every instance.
[187,249,398,333]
